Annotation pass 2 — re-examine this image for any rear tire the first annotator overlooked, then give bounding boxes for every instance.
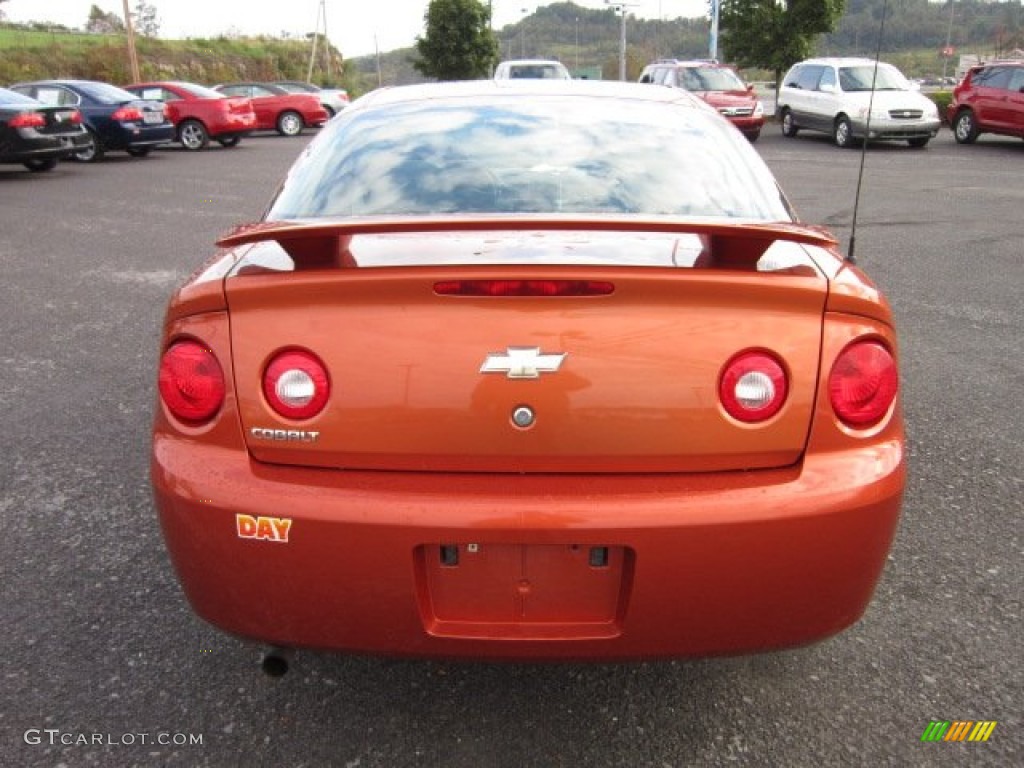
[179,119,209,150]
[780,109,799,138]
[833,116,855,148]
[952,110,979,144]
[745,129,761,143]
[24,158,58,172]
[74,129,103,162]
[276,111,303,137]
[127,147,152,157]
[217,135,241,147]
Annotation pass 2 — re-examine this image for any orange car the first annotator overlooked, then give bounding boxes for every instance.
[152,81,904,674]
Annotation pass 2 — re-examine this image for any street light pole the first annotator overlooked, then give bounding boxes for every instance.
[520,7,528,58]
[605,2,637,82]
[619,8,626,81]
[575,16,579,73]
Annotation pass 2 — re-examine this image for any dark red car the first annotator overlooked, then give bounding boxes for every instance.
[124,81,256,150]
[213,82,328,137]
[948,61,1024,144]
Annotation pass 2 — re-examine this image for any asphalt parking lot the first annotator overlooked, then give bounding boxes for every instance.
[1,126,1020,767]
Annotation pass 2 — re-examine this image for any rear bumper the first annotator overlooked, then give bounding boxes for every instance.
[104,122,175,150]
[152,437,905,660]
[1,130,89,163]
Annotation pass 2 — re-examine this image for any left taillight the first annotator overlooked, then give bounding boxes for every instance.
[9,111,46,128]
[158,340,225,424]
[69,110,83,124]
[719,350,788,423]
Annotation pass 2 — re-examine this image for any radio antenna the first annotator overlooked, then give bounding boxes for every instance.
[847,0,890,265]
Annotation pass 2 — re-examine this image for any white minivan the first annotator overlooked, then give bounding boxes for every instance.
[494,59,572,80]
[776,57,941,148]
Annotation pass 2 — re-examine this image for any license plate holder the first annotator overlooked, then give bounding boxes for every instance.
[416,543,630,640]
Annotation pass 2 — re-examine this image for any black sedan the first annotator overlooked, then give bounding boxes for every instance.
[8,80,174,162]
[0,87,90,172]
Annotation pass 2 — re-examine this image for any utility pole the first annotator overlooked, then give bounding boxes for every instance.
[121,0,140,83]
[308,0,329,83]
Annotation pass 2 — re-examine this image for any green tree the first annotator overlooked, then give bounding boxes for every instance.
[720,0,845,87]
[413,0,499,80]
[133,1,160,38]
[86,4,125,34]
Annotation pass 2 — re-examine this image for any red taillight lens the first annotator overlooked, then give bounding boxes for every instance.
[263,350,330,420]
[434,280,614,297]
[9,111,46,128]
[69,110,83,125]
[829,340,898,427]
[111,106,144,122]
[158,340,225,423]
[719,351,788,422]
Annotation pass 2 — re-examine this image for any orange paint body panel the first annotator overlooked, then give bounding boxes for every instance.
[151,236,905,660]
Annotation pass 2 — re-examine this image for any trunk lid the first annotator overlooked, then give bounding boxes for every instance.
[223,223,830,474]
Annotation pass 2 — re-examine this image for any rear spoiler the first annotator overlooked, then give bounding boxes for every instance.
[217,215,838,269]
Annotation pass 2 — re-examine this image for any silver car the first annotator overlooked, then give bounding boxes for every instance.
[273,81,349,117]
[777,57,941,148]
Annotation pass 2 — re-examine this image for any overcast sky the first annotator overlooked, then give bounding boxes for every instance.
[2,0,709,58]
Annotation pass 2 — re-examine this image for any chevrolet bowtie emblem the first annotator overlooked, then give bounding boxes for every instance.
[480,347,567,379]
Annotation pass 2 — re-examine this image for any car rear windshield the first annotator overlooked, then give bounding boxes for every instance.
[267,95,792,221]
[172,82,226,99]
[0,87,42,106]
[75,81,145,103]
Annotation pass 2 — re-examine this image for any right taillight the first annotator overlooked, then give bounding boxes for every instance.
[158,340,225,424]
[111,106,144,122]
[829,340,898,428]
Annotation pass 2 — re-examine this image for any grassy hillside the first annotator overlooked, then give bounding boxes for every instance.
[0,23,347,89]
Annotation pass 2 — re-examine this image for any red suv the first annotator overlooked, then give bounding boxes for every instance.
[639,59,765,141]
[948,61,1024,144]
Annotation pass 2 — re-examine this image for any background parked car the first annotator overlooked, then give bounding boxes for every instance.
[272,81,349,117]
[948,61,1024,144]
[639,59,765,141]
[213,82,328,136]
[776,57,941,148]
[0,86,90,172]
[123,81,257,150]
[8,79,173,162]
[493,59,572,80]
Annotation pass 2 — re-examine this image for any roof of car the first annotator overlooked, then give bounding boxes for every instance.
[354,79,708,110]
[497,59,567,66]
[795,57,892,67]
[648,59,728,68]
